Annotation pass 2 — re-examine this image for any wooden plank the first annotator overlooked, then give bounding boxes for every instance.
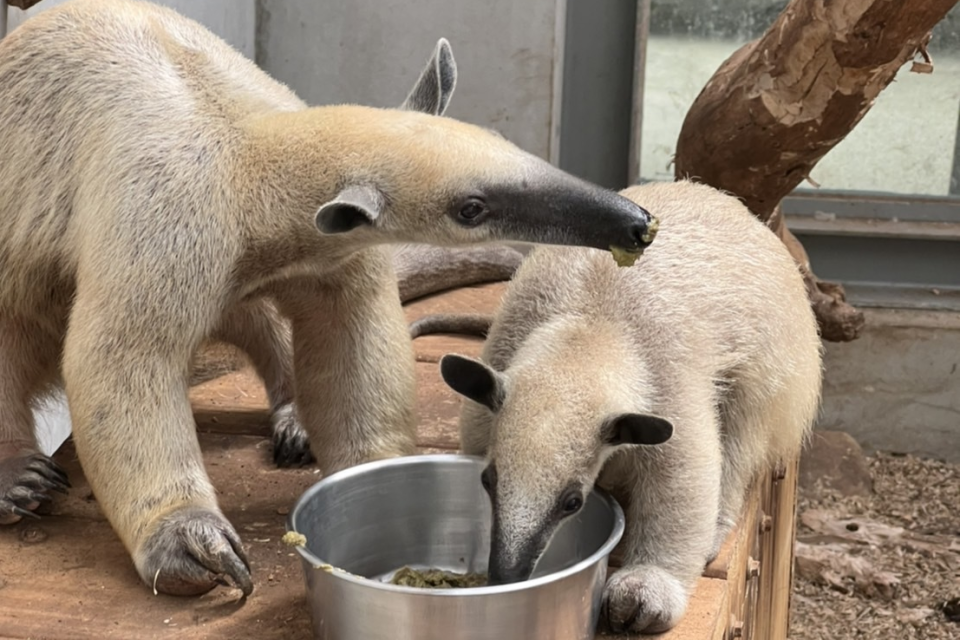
[191,368,271,437]
[719,482,761,640]
[413,334,485,364]
[703,526,738,581]
[405,282,504,363]
[412,359,464,451]
[751,457,800,640]
[403,282,507,323]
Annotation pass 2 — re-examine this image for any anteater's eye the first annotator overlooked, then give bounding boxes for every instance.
[457,197,488,225]
[561,493,583,515]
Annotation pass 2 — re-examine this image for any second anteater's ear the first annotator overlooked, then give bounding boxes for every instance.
[439,354,504,412]
[399,37,457,116]
[315,185,384,234]
[603,413,674,447]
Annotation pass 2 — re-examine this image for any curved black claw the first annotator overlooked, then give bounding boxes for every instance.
[0,452,70,524]
[270,404,315,468]
[139,507,253,597]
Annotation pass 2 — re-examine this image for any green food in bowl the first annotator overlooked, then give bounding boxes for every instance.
[390,566,488,589]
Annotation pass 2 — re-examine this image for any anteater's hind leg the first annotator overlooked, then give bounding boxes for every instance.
[212,298,311,468]
[0,315,69,524]
[712,385,791,560]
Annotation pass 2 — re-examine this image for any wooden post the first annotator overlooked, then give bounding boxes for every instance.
[752,457,801,640]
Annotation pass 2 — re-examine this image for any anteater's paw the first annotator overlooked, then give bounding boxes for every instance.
[0,451,70,524]
[270,403,314,468]
[138,507,253,597]
[600,564,689,635]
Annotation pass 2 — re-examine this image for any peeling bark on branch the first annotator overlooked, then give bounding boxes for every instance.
[674,0,957,342]
[769,206,865,342]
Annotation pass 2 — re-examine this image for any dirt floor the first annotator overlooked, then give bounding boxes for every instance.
[790,450,960,639]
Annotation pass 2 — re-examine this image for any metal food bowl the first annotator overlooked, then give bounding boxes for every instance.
[287,454,625,640]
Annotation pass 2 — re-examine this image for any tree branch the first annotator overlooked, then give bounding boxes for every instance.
[7,1,44,10]
[674,0,957,341]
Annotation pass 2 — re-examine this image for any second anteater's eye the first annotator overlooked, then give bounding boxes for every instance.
[480,466,496,493]
[562,494,583,514]
[456,197,488,225]
[558,486,584,516]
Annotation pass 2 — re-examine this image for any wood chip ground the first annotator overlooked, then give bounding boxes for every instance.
[791,452,960,639]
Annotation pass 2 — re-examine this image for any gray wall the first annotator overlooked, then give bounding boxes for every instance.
[818,309,960,463]
[255,0,566,163]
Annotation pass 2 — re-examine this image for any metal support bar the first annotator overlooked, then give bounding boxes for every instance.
[951,103,960,196]
[1,1,8,40]
[557,0,638,190]
[793,230,960,290]
[627,0,651,186]
[783,191,960,222]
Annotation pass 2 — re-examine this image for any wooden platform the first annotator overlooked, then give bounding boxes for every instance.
[0,284,796,639]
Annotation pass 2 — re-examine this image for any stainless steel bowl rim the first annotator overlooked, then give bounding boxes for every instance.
[286,453,626,597]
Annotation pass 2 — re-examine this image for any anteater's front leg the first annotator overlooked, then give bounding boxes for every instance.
[62,275,252,597]
[600,424,722,635]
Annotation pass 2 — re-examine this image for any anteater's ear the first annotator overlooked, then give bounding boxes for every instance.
[603,413,674,447]
[315,185,384,234]
[439,354,504,412]
[400,37,457,116]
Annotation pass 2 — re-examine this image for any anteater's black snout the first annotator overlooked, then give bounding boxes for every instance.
[487,564,529,586]
[603,197,658,251]
[486,174,660,252]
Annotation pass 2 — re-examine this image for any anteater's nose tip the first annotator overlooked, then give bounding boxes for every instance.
[487,566,527,586]
[629,206,659,248]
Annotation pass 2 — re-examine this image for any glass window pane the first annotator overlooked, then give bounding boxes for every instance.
[640,1,960,200]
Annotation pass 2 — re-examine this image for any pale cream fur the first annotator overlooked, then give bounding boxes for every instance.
[453,180,823,633]
[0,0,654,596]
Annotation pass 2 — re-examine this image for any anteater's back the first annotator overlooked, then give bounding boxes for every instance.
[488,180,822,462]
[0,0,303,312]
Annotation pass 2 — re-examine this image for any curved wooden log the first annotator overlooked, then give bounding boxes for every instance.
[674,0,957,341]
[392,244,523,304]
[768,206,865,342]
[7,1,44,10]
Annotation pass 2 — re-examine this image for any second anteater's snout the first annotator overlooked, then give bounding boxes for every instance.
[486,522,545,587]
[487,172,659,253]
[487,562,533,587]
[487,542,538,586]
